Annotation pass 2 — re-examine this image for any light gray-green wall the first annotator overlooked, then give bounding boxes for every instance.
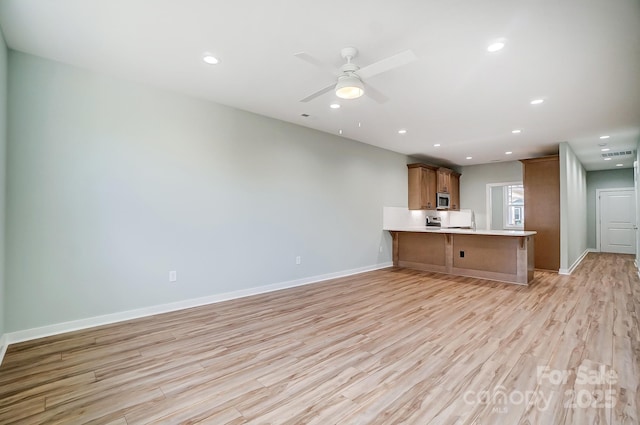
[459,161,523,230]
[490,187,504,230]
[6,52,410,332]
[586,169,634,249]
[0,29,7,338]
[559,142,588,272]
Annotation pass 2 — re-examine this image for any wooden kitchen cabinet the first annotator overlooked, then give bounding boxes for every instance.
[389,230,535,284]
[408,164,437,210]
[408,164,461,210]
[449,172,461,210]
[437,168,452,193]
[521,155,560,271]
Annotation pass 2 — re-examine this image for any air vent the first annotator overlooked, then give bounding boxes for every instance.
[601,150,635,158]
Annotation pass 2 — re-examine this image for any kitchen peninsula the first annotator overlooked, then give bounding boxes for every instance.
[384,225,536,285]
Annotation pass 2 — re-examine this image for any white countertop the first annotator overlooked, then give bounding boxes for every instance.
[384,227,536,237]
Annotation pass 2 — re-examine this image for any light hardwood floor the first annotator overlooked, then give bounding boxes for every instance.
[1,253,638,424]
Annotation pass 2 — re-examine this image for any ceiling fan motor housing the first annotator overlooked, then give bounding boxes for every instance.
[341,62,359,74]
[340,46,358,61]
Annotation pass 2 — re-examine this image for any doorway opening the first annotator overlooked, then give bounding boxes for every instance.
[486,181,524,230]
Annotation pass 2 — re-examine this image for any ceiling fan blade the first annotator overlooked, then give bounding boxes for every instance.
[357,50,417,79]
[294,52,337,76]
[299,83,335,103]
[363,83,389,104]
[294,52,325,69]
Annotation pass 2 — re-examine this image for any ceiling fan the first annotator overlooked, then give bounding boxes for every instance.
[295,47,417,103]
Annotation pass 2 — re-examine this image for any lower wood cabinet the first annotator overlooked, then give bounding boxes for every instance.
[390,230,535,284]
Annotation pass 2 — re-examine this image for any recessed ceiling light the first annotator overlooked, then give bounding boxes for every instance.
[601,148,610,152]
[330,103,341,109]
[398,129,407,135]
[487,41,505,52]
[616,163,624,167]
[600,135,610,139]
[202,54,220,65]
[604,158,612,161]
[339,129,343,135]
[466,156,473,160]
[434,143,441,147]
[530,99,544,105]
[358,122,362,128]
[505,151,513,155]
[512,129,522,134]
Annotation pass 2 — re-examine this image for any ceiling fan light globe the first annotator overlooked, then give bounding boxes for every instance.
[335,75,364,99]
[336,86,364,99]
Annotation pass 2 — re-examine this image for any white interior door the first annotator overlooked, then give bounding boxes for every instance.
[599,189,637,254]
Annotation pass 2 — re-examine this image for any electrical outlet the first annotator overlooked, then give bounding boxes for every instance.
[379,245,383,253]
[169,270,177,282]
[295,256,301,265]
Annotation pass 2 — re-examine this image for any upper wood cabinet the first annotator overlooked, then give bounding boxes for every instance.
[408,164,437,210]
[436,167,460,210]
[437,168,452,193]
[449,172,461,211]
[521,155,560,271]
[408,164,461,210]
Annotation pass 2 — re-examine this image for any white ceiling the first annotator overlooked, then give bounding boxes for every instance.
[0,0,639,171]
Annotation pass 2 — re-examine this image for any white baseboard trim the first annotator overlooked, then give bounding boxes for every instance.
[4,262,393,348]
[0,334,7,366]
[558,249,594,275]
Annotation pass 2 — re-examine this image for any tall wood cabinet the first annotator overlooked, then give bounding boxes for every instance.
[521,156,560,271]
[408,164,437,210]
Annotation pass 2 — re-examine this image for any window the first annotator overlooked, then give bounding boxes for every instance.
[504,184,524,228]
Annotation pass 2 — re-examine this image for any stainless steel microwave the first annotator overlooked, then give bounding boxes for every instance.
[436,192,450,209]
